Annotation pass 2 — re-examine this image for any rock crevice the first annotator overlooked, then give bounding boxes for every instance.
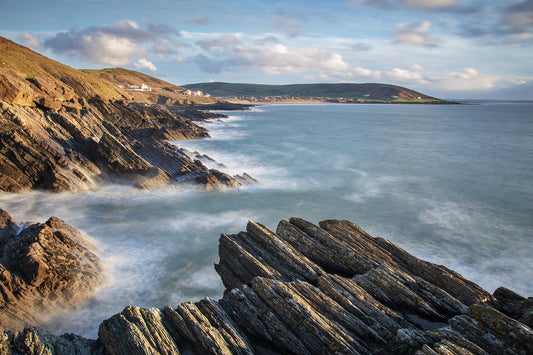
[92,218,532,354]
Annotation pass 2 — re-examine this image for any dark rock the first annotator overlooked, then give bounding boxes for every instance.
[0,208,103,331]
[0,327,98,355]
[93,218,532,354]
[0,98,245,192]
[2,216,529,353]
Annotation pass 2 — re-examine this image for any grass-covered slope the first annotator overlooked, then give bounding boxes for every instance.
[183,82,447,103]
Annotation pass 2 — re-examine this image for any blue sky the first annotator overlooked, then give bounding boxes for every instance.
[1,0,532,99]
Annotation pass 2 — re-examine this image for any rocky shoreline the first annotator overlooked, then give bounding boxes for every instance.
[0,216,531,354]
[0,208,103,332]
[0,98,255,193]
[0,37,257,193]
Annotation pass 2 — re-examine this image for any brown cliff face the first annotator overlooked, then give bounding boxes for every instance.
[0,208,103,331]
[0,36,246,192]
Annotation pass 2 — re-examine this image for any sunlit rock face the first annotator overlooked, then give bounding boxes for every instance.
[0,36,250,193]
[0,208,103,331]
[96,218,532,355]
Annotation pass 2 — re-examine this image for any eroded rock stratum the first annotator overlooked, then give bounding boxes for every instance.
[3,217,530,354]
[0,208,103,332]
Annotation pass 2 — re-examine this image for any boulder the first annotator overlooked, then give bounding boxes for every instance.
[0,208,103,331]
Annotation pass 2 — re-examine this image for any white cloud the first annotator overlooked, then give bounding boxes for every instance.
[422,67,497,93]
[352,66,382,80]
[83,34,141,66]
[400,0,457,9]
[352,0,458,10]
[408,64,423,71]
[196,34,241,50]
[19,30,43,50]
[386,67,426,82]
[134,58,157,71]
[451,67,478,80]
[193,39,349,75]
[44,20,179,66]
[502,32,533,44]
[392,21,438,47]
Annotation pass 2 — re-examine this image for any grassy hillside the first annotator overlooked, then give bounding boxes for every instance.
[183,82,446,103]
[0,36,130,103]
[0,36,218,107]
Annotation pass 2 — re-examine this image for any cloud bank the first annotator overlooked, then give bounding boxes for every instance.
[44,20,180,67]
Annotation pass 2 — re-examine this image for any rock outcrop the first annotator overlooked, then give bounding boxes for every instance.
[20,217,521,355]
[0,217,531,353]
[0,208,103,331]
[0,36,250,192]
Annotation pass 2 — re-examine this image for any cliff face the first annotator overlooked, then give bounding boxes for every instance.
[0,208,103,331]
[0,36,245,192]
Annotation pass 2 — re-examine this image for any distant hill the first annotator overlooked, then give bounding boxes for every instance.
[0,36,217,107]
[183,82,447,103]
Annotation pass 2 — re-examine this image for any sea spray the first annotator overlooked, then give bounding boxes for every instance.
[1,102,531,338]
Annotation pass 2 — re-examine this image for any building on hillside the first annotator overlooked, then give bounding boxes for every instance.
[181,89,204,96]
[126,83,152,91]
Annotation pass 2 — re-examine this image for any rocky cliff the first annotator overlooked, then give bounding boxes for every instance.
[0,208,103,331]
[0,36,248,192]
[2,217,530,354]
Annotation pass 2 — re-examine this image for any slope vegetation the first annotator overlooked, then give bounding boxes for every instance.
[183,82,448,103]
[0,36,244,192]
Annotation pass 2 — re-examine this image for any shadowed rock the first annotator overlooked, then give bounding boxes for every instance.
[91,218,531,354]
[0,37,254,192]
[1,217,530,353]
[0,208,103,331]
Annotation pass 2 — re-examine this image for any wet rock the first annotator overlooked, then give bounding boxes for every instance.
[94,218,532,354]
[0,208,103,331]
[0,327,98,355]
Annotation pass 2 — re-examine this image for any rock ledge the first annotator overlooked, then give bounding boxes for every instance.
[2,218,532,354]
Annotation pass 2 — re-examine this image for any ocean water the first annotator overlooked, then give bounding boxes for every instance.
[0,102,532,338]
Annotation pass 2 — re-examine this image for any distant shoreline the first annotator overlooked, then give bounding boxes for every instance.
[224,97,461,105]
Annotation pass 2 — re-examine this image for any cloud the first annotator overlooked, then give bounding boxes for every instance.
[19,30,43,50]
[351,42,372,51]
[269,14,305,37]
[392,21,439,47]
[44,20,179,66]
[352,0,458,10]
[503,0,533,34]
[386,67,426,82]
[400,0,457,9]
[193,54,227,73]
[196,34,240,51]
[192,40,349,75]
[188,17,212,25]
[459,1,533,44]
[134,58,157,71]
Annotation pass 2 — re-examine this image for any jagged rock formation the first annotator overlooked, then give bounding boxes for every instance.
[0,36,248,192]
[0,217,531,353]
[0,208,103,331]
[80,218,531,354]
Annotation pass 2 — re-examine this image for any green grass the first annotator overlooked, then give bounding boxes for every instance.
[182,82,447,102]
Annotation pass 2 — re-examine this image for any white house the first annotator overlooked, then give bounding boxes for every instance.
[181,89,203,96]
[126,83,152,91]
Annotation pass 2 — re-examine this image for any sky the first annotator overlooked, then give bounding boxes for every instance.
[1,0,533,99]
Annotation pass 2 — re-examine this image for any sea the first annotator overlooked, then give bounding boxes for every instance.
[0,101,532,338]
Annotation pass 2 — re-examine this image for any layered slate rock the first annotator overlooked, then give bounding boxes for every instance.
[0,37,250,192]
[0,208,103,331]
[95,218,532,355]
